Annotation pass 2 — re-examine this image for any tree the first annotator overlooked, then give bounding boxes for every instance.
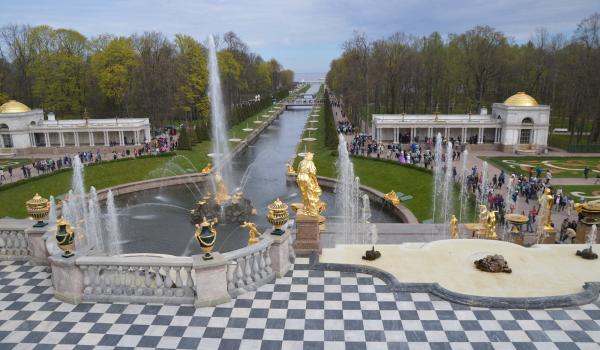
[90,37,137,115]
[177,126,192,150]
[175,34,209,121]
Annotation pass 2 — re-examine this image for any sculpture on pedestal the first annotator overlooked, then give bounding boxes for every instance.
[55,217,75,258]
[296,152,323,217]
[450,215,459,239]
[26,193,50,227]
[195,217,218,260]
[241,221,261,245]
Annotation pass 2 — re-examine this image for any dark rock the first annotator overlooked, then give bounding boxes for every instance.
[191,195,254,225]
[362,246,381,261]
[474,254,512,273]
[576,247,598,260]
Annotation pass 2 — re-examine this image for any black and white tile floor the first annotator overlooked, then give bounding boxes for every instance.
[0,258,599,349]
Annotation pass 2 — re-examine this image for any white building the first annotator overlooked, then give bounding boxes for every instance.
[372,92,550,153]
[0,100,151,155]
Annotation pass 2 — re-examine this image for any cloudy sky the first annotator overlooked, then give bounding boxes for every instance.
[1,0,598,78]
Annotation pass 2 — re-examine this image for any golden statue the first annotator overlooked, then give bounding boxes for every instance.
[450,215,459,239]
[384,191,401,206]
[286,163,296,175]
[241,221,261,245]
[213,172,230,204]
[487,211,498,239]
[201,163,212,174]
[296,152,322,217]
[479,205,489,228]
[539,187,555,232]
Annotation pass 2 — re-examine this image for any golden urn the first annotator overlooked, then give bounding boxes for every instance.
[267,198,289,235]
[55,216,75,258]
[201,163,213,175]
[25,193,50,227]
[195,217,218,260]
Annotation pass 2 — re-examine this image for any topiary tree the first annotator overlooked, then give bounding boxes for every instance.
[195,121,204,143]
[177,126,192,150]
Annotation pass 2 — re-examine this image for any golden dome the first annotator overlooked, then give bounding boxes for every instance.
[0,100,31,113]
[503,92,539,107]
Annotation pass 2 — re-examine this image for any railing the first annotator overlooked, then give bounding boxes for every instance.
[0,229,29,259]
[223,236,274,297]
[77,255,195,304]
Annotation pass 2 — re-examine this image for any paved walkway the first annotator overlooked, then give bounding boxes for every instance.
[1,258,599,349]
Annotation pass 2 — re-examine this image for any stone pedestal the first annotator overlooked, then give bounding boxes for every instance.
[26,227,49,265]
[269,229,291,278]
[48,254,83,304]
[294,214,321,254]
[192,253,231,307]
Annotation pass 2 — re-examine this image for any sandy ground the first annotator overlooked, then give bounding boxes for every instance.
[320,239,600,298]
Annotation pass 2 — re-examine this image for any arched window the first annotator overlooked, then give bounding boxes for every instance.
[30,121,36,126]
[497,115,502,120]
[0,123,12,147]
[520,118,534,144]
[522,117,534,125]
[0,123,8,129]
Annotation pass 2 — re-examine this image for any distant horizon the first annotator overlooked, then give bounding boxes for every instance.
[1,1,598,73]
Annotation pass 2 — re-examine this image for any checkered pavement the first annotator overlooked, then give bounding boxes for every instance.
[0,258,599,349]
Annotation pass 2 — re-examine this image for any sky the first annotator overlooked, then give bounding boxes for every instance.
[1,0,599,79]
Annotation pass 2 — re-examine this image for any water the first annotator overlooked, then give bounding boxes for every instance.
[335,133,362,244]
[207,34,232,189]
[441,142,454,231]
[48,196,57,226]
[86,186,104,253]
[476,161,489,217]
[588,224,597,248]
[106,190,122,256]
[431,133,443,222]
[113,107,399,255]
[459,150,469,223]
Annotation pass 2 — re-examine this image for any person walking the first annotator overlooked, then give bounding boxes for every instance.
[584,166,590,179]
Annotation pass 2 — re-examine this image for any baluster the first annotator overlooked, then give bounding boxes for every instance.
[20,232,28,256]
[264,248,273,275]
[143,267,152,296]
[134,267,144,296]
[184,267,194,297]
[252,252,261,282]
[104,266,114,295]
[244,255,253,285]
[90,265,99,295]
[154,266,164,296]
[258,250,267,279]
[0,231,6,255]
[174,268,184,297]
[164,267,173,297]
[82,266,92,295]
[5,232,13,255]
[125,267,134,295]
[96,266,105,295]
[226,262,236,292]
[235,258,245,288]
[114,266,123,295]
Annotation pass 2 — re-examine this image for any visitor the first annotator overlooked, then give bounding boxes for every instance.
[0,168,4,183]
[584,166,590,179]
[527,211,535,233]
[595,173,600,185]
[545,170,552,184]
[7,166,12,179]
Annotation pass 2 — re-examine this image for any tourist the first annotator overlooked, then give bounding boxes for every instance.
[7,166,12,179]
[595,173,600,185]
[0,168,4,183]
[527,211,535,233]
[584,166,590,179]
[545,170,552,184]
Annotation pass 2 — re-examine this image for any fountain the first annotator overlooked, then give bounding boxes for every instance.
[459,149,469,223]
[106,190,122,256]
[335,133,363,244]
[207,34,232,188]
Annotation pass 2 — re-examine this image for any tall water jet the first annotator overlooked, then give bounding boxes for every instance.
[459,150,469,223]
[106,190,122,256]
[335,133,361,244]
[86,186,104,253]
[441,141,454,229]
[431,132,443,222]
[476,161,489,217]
[207,34,232,189]
[48,196,57,226]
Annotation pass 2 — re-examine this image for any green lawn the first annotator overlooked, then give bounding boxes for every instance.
[0,103,284,219]
[292,103,438,222]
[485,156,600,178]
[555,185,600,202]
[0,158,32,169]
[548,134,595,150]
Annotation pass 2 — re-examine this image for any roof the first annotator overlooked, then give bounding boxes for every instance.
[0,100,31,114]
[503,92,539,107]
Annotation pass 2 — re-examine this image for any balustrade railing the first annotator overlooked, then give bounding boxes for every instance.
[223,236,274,297]
[0,229,29,258]
[77,256,195,304]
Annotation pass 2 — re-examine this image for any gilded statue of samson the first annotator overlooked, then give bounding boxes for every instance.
[296,152,322,217]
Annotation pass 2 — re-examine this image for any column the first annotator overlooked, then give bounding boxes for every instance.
[118,131,124,146]
[134,130,139,145]
[89,132,94,146]
[104,131,109,146]
[393,128,398,143]
[59,132,65,147]
[462,128,466,143]
[478,128,484,144]
[445,128,449,140]
[74,132,79,147]
[410,128,415,142]
[44,133,50,147]
[30,133,36,147]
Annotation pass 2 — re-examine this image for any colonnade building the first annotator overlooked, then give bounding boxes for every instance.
[0,100,151,155]
[372,92,550,153]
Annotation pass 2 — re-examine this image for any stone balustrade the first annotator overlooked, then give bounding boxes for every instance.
[0,229,29,259]
[223,235,275,297]
[77,255,195,304]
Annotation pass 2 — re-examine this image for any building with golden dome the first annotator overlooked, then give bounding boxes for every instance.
[0,100,151,155]
[371,92,550,153]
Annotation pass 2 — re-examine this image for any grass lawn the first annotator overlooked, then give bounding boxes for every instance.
[0,158,32,169]
[292,103,437,222]
[555,185,600,202]
[548,134,595,150]
[485,156,600,178]
[0,103,282,219]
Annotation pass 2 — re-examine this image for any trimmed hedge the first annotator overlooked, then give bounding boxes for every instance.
[323,90,338,149]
